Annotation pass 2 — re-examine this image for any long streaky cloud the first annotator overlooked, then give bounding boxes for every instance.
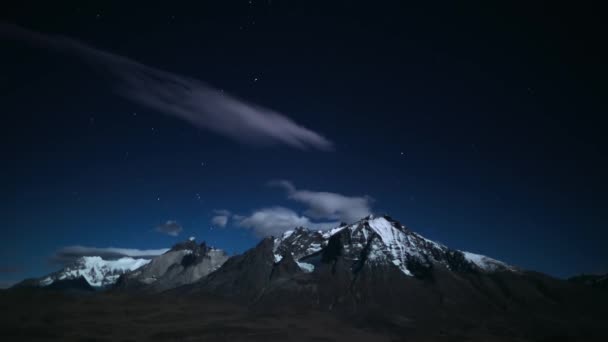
[52,246,169,265]
[0,23,333,150]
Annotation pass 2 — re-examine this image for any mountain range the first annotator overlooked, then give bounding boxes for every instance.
[6,215,608,340]
[18,215,517,291]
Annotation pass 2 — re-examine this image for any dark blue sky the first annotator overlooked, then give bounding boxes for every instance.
[2,1,606,286]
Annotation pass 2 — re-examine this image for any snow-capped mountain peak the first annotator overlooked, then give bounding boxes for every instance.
[273,215,516,276]
[40,256,151,287]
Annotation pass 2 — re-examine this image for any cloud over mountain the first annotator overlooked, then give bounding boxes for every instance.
[225,181,372,237]
[236,207,337,237]
[269,180,373,223]
[51,246,169,265]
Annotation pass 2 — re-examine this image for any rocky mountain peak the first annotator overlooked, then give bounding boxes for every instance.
[115,239,229,292]
[169,239,200,252]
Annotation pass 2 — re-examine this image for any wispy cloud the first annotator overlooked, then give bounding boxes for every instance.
[236,206,338,237]
[156,220,183,236]
[0,23,333,151]
[51,246,169,265]
[211,209,231,227]
[269,180,373,223]
[225,181,373,237]
[211,216,229,227]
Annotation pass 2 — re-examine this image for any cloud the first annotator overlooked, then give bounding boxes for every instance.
[0,23,333,151]
[211,215,229,227]
[156,220,183,236]
[236,206,338,237]
[51,246,169,265]
[269,180,373,223]
[211,209,230,227]
[214,209,231,216]
[227,182,373,237]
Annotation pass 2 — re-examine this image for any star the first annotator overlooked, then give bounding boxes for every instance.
[201,162,205,166]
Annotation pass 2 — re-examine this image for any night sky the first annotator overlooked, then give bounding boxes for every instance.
[2,1,606,287]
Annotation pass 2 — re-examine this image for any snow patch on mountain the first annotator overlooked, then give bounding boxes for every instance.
[348,217,414,276]
[322,225,347,239]
[461,251,512,272]
[296,261,315,272]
